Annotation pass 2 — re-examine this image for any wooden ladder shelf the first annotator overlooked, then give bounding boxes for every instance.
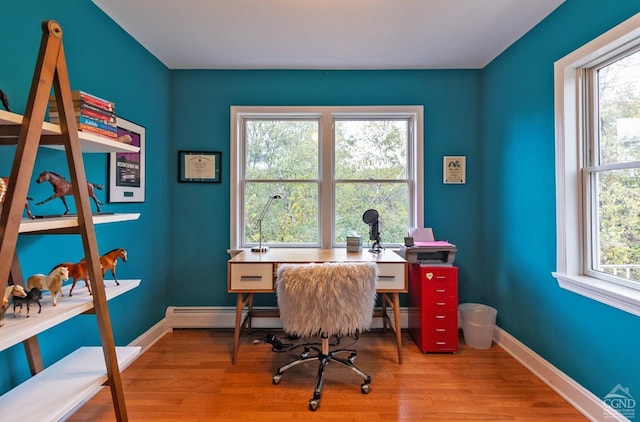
[0,21,129,420]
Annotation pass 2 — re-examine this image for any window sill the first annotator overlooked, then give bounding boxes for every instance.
[552,272,640,317]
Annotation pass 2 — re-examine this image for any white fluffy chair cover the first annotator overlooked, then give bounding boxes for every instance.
[276,262,378,338]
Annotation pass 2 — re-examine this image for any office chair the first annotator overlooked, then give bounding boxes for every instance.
[273,262,378,411]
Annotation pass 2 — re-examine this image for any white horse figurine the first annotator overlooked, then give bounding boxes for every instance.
[27,266,69,306]
[1,285,26,326]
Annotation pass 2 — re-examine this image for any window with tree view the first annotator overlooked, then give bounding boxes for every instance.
[554,14,640,315]
[587,48,640,286]
[230,106,423,250]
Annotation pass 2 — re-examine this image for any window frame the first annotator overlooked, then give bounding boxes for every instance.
[553,12,640,317]
[229,105,424,250]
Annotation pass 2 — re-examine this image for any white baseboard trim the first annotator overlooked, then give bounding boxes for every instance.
[493,327,625,421]
[128,318,171,354]
[128,307,624,422]
[162,305,409,330]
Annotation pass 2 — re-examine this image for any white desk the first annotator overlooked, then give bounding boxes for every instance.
[227,248,407,364]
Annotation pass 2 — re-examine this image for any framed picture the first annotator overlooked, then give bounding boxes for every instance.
[178,151,221,183]
[443,156,466,184]
[109,117,145,202]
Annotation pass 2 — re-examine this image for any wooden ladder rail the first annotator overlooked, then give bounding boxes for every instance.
[0,20,129,421]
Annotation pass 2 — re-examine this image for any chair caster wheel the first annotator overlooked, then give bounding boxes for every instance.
[309,398,319,411]
[361,383,371,394]
[272,374,282,385]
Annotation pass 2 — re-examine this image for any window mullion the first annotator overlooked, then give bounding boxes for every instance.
[320,111,333,248]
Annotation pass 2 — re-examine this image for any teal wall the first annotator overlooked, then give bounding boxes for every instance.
[480,0,640,404]
[0,2,171,394]
[1,0,639,415]
[168,70,482,307]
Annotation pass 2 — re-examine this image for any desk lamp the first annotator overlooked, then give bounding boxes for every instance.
[252,194,282,252]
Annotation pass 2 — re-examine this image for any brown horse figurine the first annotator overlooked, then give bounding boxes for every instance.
[52,248,127,296]
[35,171,103,214]
[1,177,35,219]
[51,261,89,297]
[99,248,127,285]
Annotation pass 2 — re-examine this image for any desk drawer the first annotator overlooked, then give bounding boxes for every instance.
[376,263,406,291]
[229,263,274,292]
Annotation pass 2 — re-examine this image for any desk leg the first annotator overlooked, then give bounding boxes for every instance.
[390,292,403,364]
[381,294,389,333]
[246,293,254,329]
[233,293,252,365]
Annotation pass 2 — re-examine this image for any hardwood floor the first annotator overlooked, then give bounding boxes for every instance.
[69,329,587,421]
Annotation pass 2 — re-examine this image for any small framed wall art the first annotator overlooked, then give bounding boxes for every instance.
[443,155,466,184]
[109,117,145,202]
[178,150,221,183]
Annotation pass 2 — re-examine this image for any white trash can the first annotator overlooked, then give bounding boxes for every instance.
[458,303,497,350]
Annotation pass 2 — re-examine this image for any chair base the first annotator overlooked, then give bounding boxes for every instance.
[272,333,371,411]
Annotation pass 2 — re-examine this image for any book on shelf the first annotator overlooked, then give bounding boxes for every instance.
[47,90,119,140]
[49,109,116,126]
[78,115,116,131]
[50,112,116,126]
[49,100,116,120]
[48,90,115,112]
[78,123,117,139]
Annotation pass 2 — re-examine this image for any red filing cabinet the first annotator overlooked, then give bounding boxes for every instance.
[408,264,459,353]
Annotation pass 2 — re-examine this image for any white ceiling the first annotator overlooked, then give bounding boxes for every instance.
[92,0,564,70]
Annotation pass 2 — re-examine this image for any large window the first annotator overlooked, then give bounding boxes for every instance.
[230,106,423,250]
[554,13,640,316]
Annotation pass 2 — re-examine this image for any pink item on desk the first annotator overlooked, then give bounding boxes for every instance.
[413,240,454,247]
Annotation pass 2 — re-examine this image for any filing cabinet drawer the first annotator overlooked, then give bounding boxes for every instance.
[417,266,457,283]
[423,281,458,301]
[423,295,458,312]
[422,310,458,326]
[422,326,459,352]
[228,263,274,292]
[376,263,407,291]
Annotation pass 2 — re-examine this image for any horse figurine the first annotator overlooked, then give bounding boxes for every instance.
[99,248,127,286]
[51,261,89,297]
[1,285,26,327]
[13,287,43,317]
[0,177,35,219]
[26,266,69,306]
[51,248,127,297]
[35,171,104,214]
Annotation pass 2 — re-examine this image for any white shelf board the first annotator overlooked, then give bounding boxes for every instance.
[0,346,140,422]
[0,279,141,352]
[0,109,139,153]
[18,212,140,233]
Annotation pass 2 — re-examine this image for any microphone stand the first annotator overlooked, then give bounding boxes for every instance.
[251,194,281,252]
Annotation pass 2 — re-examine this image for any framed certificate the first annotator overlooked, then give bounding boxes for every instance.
[178,151,221,183]
[443,156,466,184]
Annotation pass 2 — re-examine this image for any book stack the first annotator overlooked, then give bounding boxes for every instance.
[48,90,117,139]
